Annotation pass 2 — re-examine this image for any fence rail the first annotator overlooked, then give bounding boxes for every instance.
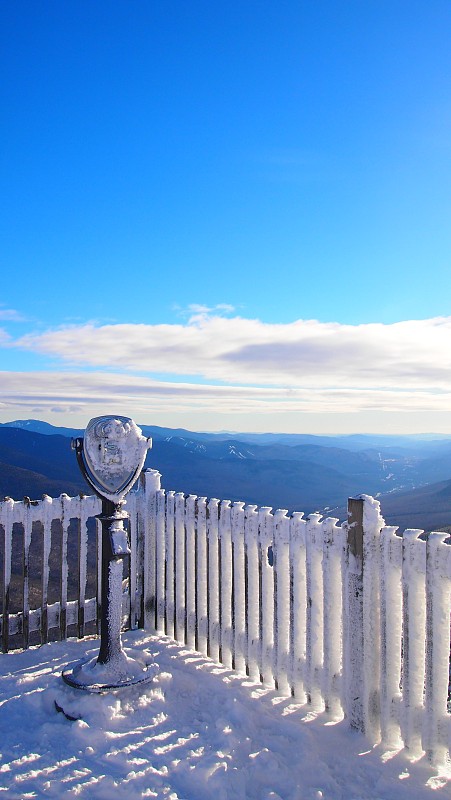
[1,469,450,763]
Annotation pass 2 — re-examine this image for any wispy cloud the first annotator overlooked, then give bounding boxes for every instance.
[2,312,450,428]
[0,306,25,322]
[173,303,236,321]
[0,371,449,419]
[10,315,451,394]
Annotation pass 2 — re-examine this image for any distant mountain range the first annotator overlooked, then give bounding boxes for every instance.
[1,419,451,531]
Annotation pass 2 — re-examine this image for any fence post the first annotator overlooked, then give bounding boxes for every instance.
[346,496,383,740]
[346,498,365,731]
[425,532,451,764]
[1,498,14,653]
[305,513,323,707]
[139,468,161,632]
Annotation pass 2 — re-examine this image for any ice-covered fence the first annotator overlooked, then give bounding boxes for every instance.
[0,477,158,652]
[138,470,451,763]
[0,493,103,651]
[0,472,161,653]
[0,494,105,652]
[141,473,349,702]
[1,468,450,762]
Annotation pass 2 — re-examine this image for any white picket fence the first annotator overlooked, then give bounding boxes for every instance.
[1,493,101,649]
[1,468,450,762]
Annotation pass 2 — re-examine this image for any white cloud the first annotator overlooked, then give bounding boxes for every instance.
[2,313,451,430]
[0,371,450,420]
[0,307,24,322]
[11,315,451,393]
[173,303,236,322]
[187,303,235,315]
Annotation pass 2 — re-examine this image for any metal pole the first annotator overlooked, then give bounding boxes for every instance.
[97,500,127,665]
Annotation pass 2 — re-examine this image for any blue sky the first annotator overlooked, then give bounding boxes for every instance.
[1,1,451,433]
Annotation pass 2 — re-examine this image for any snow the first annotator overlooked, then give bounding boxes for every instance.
[1,631,449,799]
[85,418,148,476]
[228,446,247,459]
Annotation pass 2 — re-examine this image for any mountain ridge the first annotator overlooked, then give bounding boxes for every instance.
[1,419,450,529]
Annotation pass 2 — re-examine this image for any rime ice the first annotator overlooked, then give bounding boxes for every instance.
[83,416,151,502]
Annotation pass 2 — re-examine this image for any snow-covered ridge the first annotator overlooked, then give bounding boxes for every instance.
[164,434,253,459]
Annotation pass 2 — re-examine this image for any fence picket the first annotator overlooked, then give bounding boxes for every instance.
[196,498,208,655]
[127,491,138,630]
[380,525,403,745]
[425,532,451,764]
[155,489,166,633]
[231,501,246,674]
[1,498,14,653]
[322,517,343,714]
[259,507,274,687]
[361,497,383,742]
[207,499,220,662]
[175,493,186,643]
[344,499,364,730]
[142,470,161,631]
[77,496,90,640]
[41,496,53,644]
[60,494,71,642]
[289,511,306,700]
[273,509,290,694]
[164,491,175,638]
[219,500,233,669]
[401,530,427,753]
[22,500,33,648]
[305,513,323,707]
[244,504,260,681]
[185,495,197,649]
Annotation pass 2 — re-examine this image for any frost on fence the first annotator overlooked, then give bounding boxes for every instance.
[138,471,451,763]
[141,476,350,707]
[0,493,102,651]
[2,470,451,764]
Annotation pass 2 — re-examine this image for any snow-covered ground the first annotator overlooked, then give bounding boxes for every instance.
[0,631,449,799]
